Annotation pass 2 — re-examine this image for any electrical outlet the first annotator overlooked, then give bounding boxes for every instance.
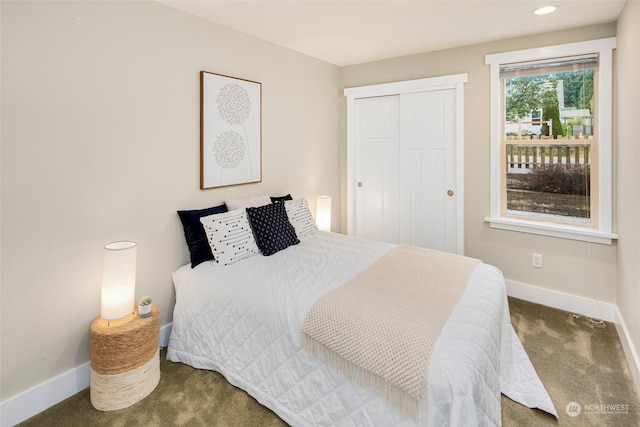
[532,253,543,268]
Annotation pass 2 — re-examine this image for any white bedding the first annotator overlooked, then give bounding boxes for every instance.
[167,231,557,426]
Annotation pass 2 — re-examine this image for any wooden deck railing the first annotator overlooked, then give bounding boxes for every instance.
[506,143,591,170]
[505,120,593,170]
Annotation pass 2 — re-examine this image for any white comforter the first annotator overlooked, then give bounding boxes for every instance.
[167,231,557,426]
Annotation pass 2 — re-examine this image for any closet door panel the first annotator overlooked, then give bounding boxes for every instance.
[399,90,456,252]
[354,96,400,243]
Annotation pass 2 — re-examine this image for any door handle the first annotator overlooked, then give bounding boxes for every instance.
[447,189,454,196]
[357,181,363,188]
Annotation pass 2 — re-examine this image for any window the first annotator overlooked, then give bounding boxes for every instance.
[503,55,595,222]
[485,38,617,244]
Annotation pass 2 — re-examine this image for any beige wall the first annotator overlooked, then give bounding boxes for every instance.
[340,24,618,302]
[616,0,640,377]
[0,1,340,400]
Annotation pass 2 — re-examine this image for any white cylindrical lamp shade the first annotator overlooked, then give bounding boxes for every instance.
[100,241,137,320]
[316,196,332,232]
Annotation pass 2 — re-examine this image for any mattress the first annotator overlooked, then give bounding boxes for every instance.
[167,231,557,426]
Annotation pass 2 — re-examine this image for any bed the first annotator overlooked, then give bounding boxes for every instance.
[168,197,557,426]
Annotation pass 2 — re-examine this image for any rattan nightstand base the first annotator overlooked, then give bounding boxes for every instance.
[89,306,160,411]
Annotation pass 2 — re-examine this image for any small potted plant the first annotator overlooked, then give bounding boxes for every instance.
[138,296,152,318]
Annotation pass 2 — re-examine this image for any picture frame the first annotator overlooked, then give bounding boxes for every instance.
[200,71,262,189]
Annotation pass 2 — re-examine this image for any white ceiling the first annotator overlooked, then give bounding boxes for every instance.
[159,0,626,66]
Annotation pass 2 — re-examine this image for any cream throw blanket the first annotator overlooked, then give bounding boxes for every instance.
[301,245,480,421]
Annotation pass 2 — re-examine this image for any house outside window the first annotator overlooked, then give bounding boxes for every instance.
[485,38,617,244]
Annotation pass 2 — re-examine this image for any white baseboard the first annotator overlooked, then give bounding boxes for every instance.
[505,279,617,322]
[506,279,640,396]
[0,361,91,427]
[0,323,172,427]
[159,322,172,349]
[614,309,640,397]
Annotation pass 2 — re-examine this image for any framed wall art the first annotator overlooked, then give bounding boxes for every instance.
[200,71,262,189]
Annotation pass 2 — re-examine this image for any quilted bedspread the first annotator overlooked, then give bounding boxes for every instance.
[301,245,480,421]
[167,231,557,426]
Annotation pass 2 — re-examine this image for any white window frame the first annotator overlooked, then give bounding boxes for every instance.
[485,38,617,245]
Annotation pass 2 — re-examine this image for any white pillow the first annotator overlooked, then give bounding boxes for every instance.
[225,194,271,210]
[199,209,260,266]
[285,198,318,239]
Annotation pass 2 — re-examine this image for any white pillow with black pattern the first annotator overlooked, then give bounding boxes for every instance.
[199,209,260,266]
[285,198,318,239]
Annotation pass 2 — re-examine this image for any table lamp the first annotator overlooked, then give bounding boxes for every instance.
[100,240,136,320]
[316,196,331,232]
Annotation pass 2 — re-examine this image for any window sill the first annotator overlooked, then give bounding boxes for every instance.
[484,216,617,245]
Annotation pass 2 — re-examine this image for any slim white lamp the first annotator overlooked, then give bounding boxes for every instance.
[100,240,137,320]
[316,195,332,232]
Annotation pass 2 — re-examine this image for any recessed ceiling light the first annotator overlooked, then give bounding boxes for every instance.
[534,6,557,15]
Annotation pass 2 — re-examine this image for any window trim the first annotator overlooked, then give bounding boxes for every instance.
[485,38,617,244]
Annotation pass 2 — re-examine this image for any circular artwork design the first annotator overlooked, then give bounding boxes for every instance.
[217,84,251,125]
[213,130,246,169]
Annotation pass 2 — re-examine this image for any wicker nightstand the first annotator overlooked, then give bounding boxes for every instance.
[89,306,160,411]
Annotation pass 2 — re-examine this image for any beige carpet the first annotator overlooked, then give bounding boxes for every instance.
[19,297,639,427]
[503,298,639,427]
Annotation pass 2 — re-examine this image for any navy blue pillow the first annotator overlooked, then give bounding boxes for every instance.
[270,194,293,203]
[246,202,299,256]
[178,204,228,268]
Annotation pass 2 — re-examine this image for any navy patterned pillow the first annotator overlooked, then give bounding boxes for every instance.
[270,193,293,203]
[246,202,300,256]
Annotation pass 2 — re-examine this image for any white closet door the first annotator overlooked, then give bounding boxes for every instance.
[399,89,457,253]
[354,95,400,243]
[353,89,457,253]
